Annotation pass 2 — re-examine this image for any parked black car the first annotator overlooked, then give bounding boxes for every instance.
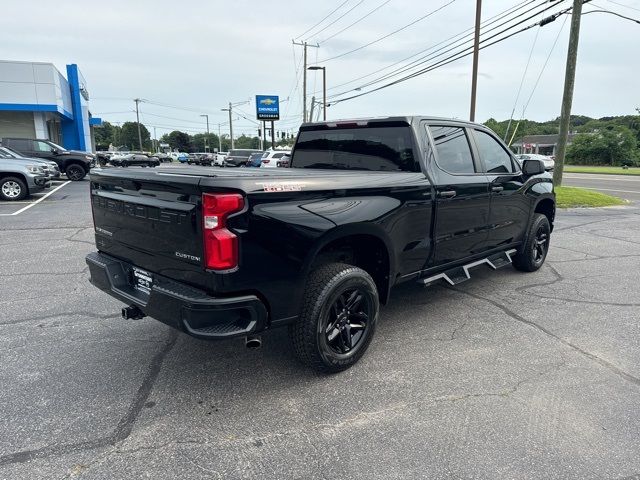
[0,138,94,181]
[86,116,555,372]
[109,153,160,168]
[223,149,263,167]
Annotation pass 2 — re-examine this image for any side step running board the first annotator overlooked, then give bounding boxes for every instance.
[419,249,517,287]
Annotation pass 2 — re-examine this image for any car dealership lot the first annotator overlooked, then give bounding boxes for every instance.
[1,179,640,479]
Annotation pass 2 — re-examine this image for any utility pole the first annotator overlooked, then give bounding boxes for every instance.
[200,114,210,152]
[262,121,266,150]
[469,0,482,122]
[221,100,250,151]
[153,126,157,153]
[134,98,143,151]
[553,0,584,186]
[221,102,234,150]
[292,40,319,122]
[217,124,222,152]
[270,120,275,149]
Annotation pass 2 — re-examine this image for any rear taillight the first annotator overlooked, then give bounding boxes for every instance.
[202,193,245,270]
[262,159,270,164]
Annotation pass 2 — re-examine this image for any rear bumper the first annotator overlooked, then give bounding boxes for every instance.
[85,251,267,340]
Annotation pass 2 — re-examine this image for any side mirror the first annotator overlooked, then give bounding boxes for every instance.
[522,158,545,176]
[51,147,60,154]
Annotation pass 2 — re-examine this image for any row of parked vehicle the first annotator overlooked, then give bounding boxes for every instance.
[0,137,98,201]
[184,149,292,168]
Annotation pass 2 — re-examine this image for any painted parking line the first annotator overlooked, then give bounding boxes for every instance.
[0,181,71,216]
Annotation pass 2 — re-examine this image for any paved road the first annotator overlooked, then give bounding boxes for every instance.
[1,179,640,479]
[563,172,640,202]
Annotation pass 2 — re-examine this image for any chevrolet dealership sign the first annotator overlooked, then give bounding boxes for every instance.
[256,95,280,121]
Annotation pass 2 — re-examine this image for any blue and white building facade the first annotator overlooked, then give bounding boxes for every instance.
[0,60,101,152]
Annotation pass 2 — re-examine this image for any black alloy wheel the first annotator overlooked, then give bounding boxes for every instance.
[513,213,551,272]
[532,223,550,265]
[290,263,379,372]
[324,288,372,354]
[65,164,86,181]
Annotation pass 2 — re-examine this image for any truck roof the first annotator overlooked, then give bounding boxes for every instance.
[300,116,482,129]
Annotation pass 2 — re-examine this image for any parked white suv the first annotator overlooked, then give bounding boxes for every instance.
[260,150,291,168]
[515,154,554,171]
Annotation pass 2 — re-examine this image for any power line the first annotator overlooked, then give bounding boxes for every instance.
[318,0,458,63]
[318,0,392,44]
[327,3,573,105]
[582,5,640,21]
[504,3,548,140]
[327,0,560,100]
[603,0,640,12]
[312,0,539,95]
[295,0,350,40]
[310,0,366,41]
[507,13,570,145]
[142,111,214,124]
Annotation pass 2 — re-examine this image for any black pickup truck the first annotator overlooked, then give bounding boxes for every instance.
[86,117,555,372]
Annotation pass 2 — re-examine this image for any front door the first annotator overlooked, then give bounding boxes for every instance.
[427,124,491,267]
[470,128,530,250]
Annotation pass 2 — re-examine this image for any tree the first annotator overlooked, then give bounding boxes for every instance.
[566,126,638,166]
[234,134,261,149]
[120,122,151,151]
[161,130,191,152]
[93,121,121,150]
[191,133,219,152]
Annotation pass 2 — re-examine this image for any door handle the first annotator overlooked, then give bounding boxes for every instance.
[491,186,504,193]
[438,190,457,198]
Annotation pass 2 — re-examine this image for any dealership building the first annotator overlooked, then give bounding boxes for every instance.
[0,60,101,152]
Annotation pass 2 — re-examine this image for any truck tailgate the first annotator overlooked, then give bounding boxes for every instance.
[90,169,209,287]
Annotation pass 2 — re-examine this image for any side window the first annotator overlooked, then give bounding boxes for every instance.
[34,141,53,152]
[429,126,475,174]
[8,139,31,151]
[473,130,515,174]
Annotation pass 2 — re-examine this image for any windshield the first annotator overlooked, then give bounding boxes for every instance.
[0,147,21,158]
[47,141,66,151]
[292,126,417,172]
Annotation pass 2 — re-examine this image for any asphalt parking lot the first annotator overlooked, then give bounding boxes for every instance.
[1,175,640,479]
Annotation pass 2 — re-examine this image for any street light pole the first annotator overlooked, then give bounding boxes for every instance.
[221,103,234,150]
[134,98,143,151]
[308,66,327,121]
[218,124,222,152]
[200,114,210,152]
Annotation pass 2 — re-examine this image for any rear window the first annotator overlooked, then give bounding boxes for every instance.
[292,126,418,172]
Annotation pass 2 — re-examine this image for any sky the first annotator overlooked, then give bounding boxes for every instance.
[2,0,638,138]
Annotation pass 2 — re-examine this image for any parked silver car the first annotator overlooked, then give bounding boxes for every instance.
[0,146,61,178]
[0,157,51,201]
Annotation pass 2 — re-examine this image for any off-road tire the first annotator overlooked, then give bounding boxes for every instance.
[289,263,379,373]
[513,213,551,272]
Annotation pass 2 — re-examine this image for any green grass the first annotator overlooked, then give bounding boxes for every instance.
[555,186,627,208]
[564,165,640,175]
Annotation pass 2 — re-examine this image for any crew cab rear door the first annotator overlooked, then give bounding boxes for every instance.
[426,123,491,266]
[468,127,529,250]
